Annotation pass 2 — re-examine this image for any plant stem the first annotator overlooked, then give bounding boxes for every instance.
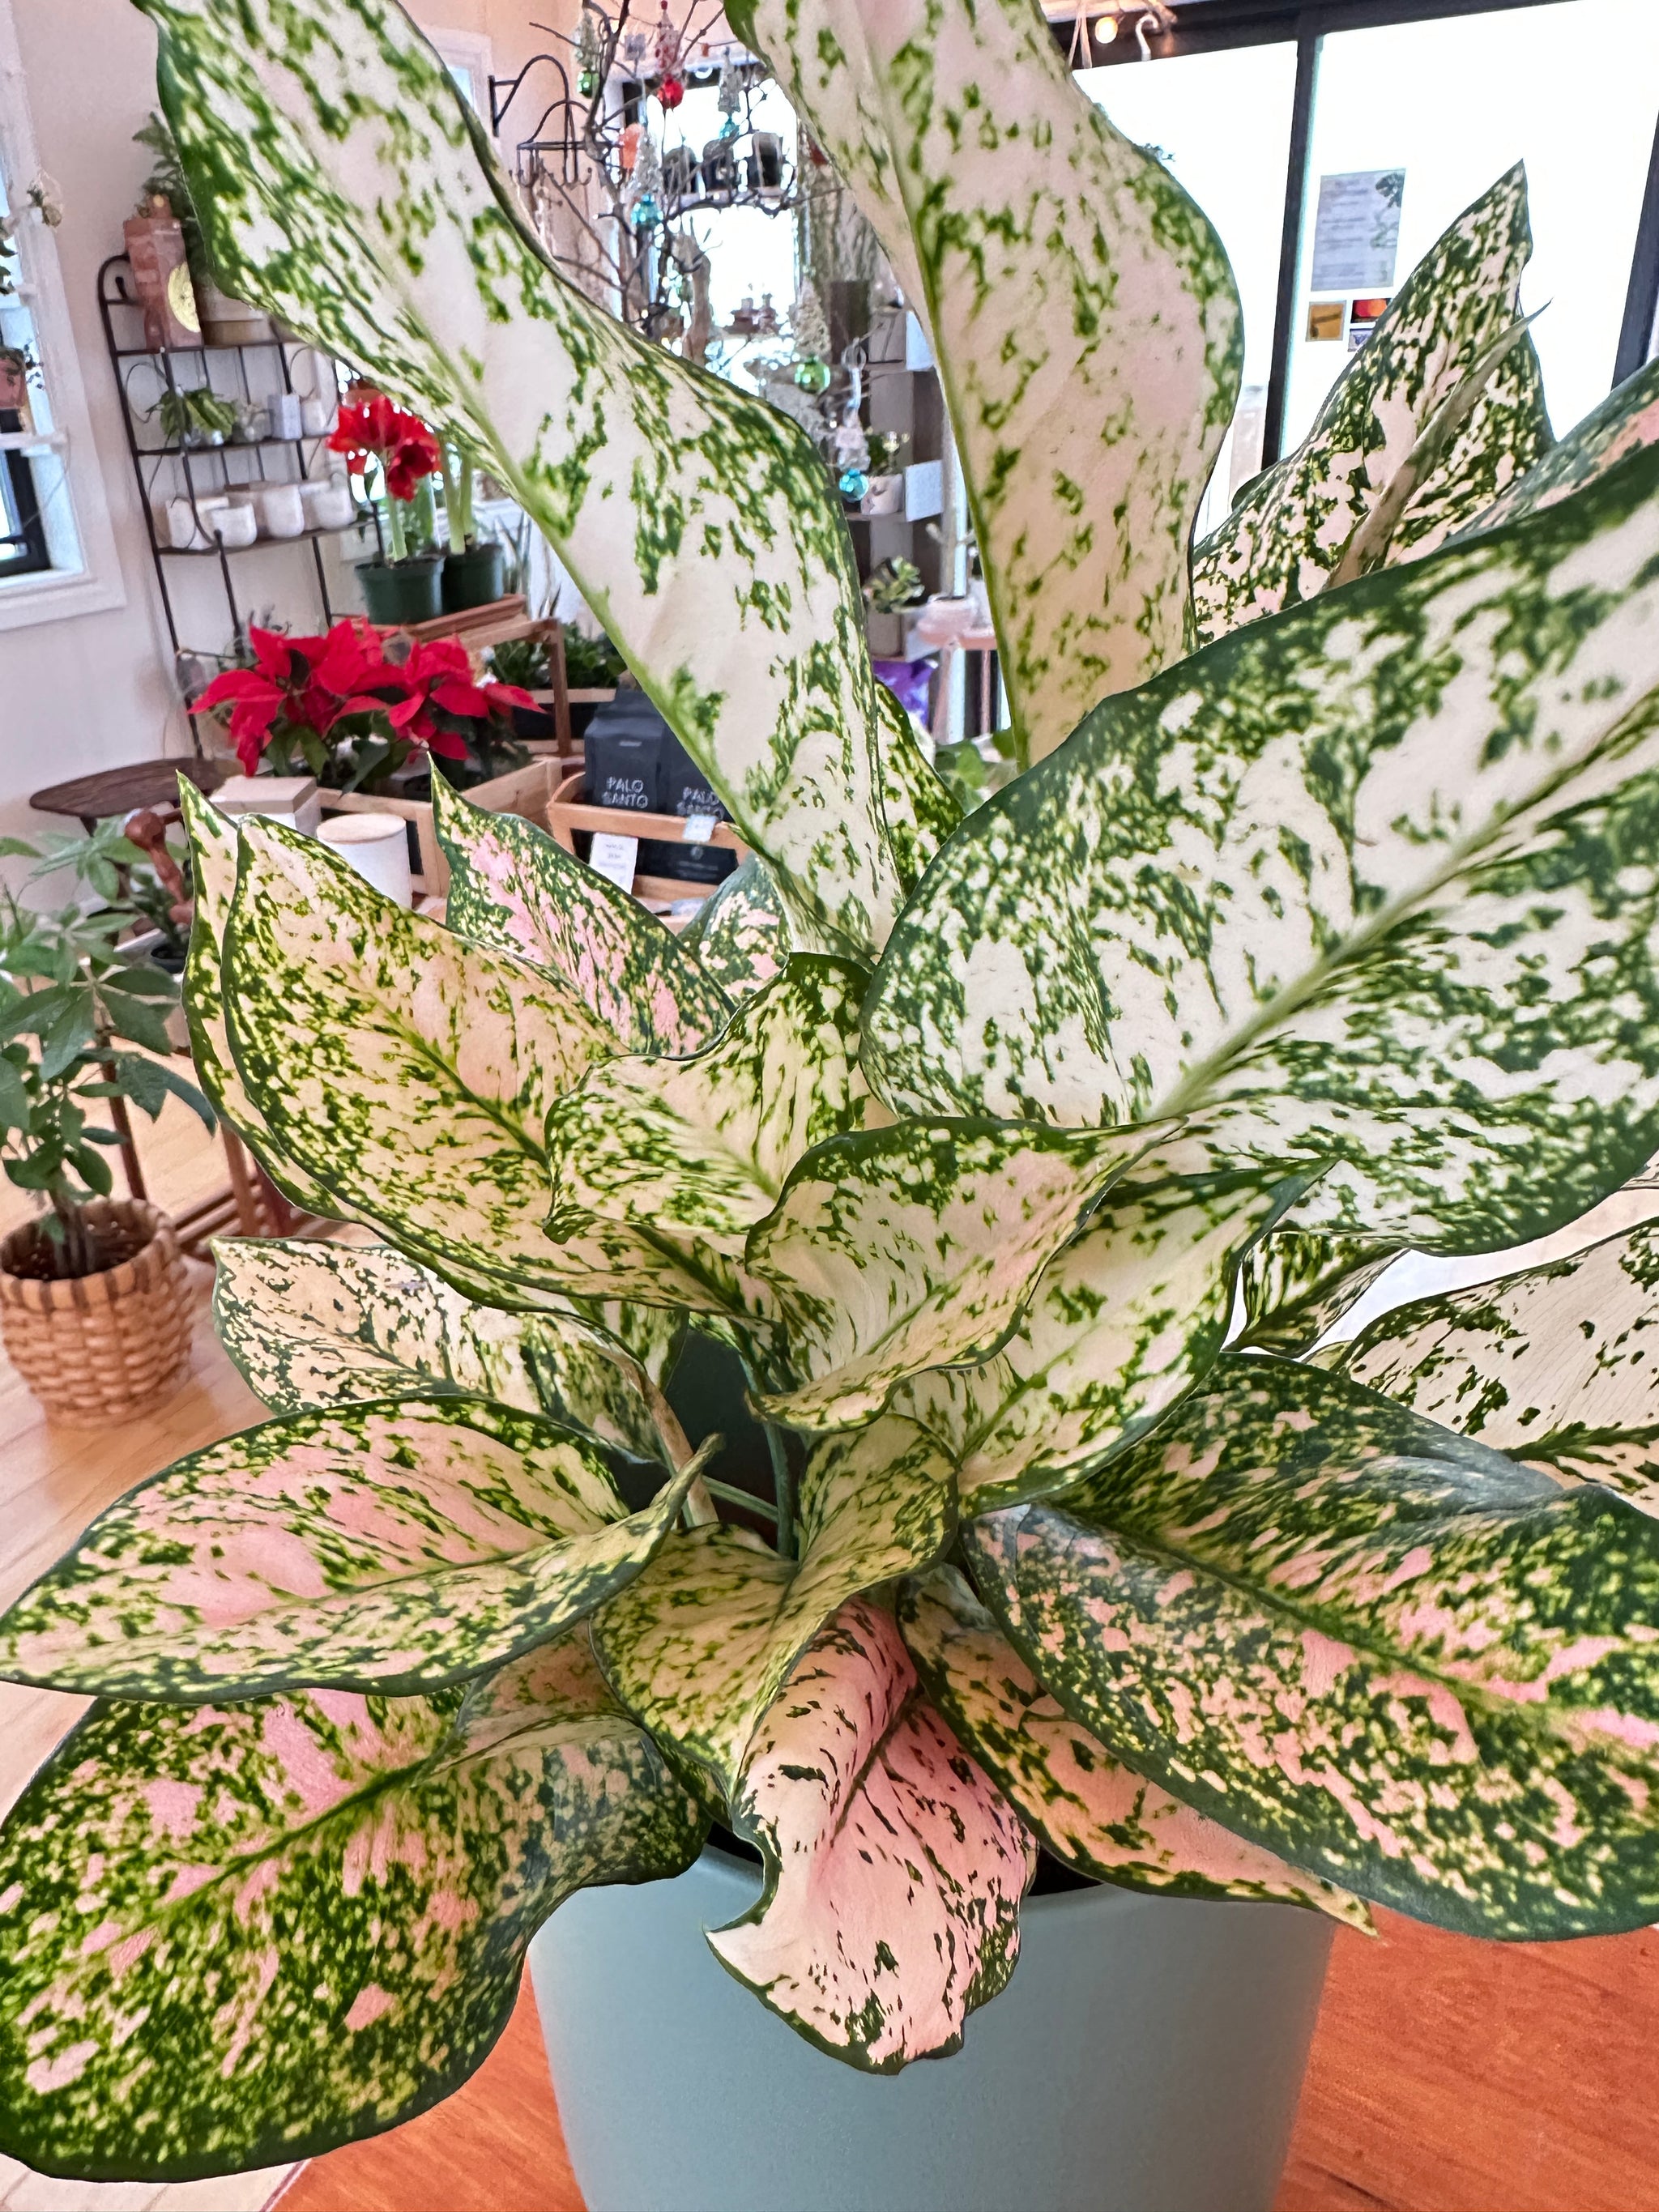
[766,1421,797,1562]
[644,1379,720,1529]
[386,484,407,562]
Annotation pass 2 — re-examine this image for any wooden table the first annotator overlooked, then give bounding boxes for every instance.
[31,757,235,832]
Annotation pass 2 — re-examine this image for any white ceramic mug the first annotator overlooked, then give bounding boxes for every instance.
[316,812,413,908]
[257,482,305,539]
[211,505,258,549]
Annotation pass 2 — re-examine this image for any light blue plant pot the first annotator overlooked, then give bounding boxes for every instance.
[529,1843,1333,2212]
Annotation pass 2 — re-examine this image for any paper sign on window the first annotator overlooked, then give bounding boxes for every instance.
[1311,169,1406,294]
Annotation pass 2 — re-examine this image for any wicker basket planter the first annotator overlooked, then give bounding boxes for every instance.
[0,1200,194,1426]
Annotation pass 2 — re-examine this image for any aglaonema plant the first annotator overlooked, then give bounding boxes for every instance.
[8,0,1659,2180]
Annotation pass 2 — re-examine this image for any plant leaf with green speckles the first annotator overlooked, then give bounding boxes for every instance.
[222,818,611,1311]
[735,0,1241,762]
[178,780,335,1219]
[864,439,1659,1252]
[899,1565,1369,1928]
[1234,1230,1405,1357]
[212,1238,666,1463]
[1335,1221,1659,1511]
[431,776,734,1056]
[706,1599,1035,2071]
[1464,353,1659,535]
[898,1150,1307,1511]
[542,956,882,1322]
[139,0,909,960]
[748,1119,1169,1429]
[872,682,961,893]
[594,1413,955,1790]
[0,1634,705,2180]
[968,1354,1659,1937]
[678,854,792,999]
[1193,166,1550,641]
[0,1396,704,1701]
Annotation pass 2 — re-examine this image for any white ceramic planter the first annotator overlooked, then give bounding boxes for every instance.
[531,1843,1333,2212]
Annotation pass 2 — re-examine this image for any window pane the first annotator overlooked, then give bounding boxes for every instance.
[1286,0,1659,450]
[1080,43,1299,536]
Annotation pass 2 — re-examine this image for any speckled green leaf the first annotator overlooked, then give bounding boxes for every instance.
[543,956,882,1322]
[432,776,733,1056]
[970,1355,1659,1937]
[140,0,908,960]
[1235,1230,1405,1357]
[1194,166,1551,641]
[706,1599,1034,2071]
[899,1565,1368,1928]
[178,780,334,1219]
[864,440,1659,1252]
[678,855,792,1000]
[749,1119,1166,1428]
[1466,352,1659,535]
[212,1237,666,1463]
[1337,1221,1659,1511]
[222,818,610,1311]
[898,1148,1305,1511]
[0,1396,703,1701]
[0,1634,705,2180]
[594,1413,955,1789]
[872,681,961,893]
[736,0,1241,761]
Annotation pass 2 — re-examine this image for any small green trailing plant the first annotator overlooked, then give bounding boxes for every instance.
[8,0,1659,2179]
[0,818,211,1279]
[864,553,923,615]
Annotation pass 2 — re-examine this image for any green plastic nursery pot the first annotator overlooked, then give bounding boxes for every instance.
[441,539,505,612]
[530,1845,1333,2212]
[356,553,443,624]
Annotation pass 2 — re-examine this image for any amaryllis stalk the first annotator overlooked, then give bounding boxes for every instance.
[329,386,443,560]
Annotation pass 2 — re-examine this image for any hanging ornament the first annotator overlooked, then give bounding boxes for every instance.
[658,74,685,109]
[575,8,604,97]
[629,193,660,229]
[838,467,869,501]
[621,121,642,173]
[716,48,742,139]
[794,358,831,394]
[833,407,870,475]
[654,0,682,81]
[621,28,650,72]
[627,129,663,228]
[791,279,830,369]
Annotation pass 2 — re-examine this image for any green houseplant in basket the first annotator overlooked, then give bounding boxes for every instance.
[7,0,1659,2201]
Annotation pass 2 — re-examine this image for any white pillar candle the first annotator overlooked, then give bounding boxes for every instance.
[316,812,414,908]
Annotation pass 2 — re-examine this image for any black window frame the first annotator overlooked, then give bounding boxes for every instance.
[1062,0,1659,462]
[0,410,50,582]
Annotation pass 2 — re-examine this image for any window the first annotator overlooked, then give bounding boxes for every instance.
[429,31,493,117]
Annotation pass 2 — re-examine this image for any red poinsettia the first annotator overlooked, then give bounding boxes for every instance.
[329,388,442,502]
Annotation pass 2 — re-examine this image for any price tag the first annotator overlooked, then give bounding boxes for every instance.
[680,813,719,845]
[589,833,639,893]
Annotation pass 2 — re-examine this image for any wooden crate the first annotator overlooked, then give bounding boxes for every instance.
[320,758,558,898]
[546,769,748,909]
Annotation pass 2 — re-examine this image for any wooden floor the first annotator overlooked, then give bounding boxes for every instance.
[2,1104,1657,2212]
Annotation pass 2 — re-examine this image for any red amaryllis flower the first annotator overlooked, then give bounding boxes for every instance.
[330,387,442,501]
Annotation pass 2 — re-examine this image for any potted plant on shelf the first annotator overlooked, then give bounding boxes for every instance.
[6,2,1659,2208]
[0,816,211,1426]
[439,438,505,612]
[132,110,272,344]
[329,386,446,623]
[156,383,238,448]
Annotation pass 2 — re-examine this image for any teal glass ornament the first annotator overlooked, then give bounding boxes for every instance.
[794,358,831,394]
[838,467,869,500]
[630,193,660,229]
[578,66,599,96]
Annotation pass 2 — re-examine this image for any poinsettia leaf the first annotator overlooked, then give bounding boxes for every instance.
[1466,352,1659,535]
[143,0,908,961]
[0,1634,705,2180]
[864,438,1659,1252]
[0,1395,706,1701]
[678,855,791,1000]
[1335,1220,1659,1511]
[899,1149,1308,1512]
[212,1237,667,1463]
[749,1119,1169,1428]
[177,780,335,1218]
[543,956,882,1321]
[221,818,611,1310]
[969,1354,1659,1937]
[1193,165,1550,641]
[1234,1229,1405,1357]
[899,1565,1369,1929]
[707,1599,1035,2071]
[735,0,1241,763]
[431,776,734,1055]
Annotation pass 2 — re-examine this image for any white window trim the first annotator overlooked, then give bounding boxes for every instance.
[429,30,496,124]
[0,0,126,633]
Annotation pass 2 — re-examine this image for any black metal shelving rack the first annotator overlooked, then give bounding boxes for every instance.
[97,255,381,742]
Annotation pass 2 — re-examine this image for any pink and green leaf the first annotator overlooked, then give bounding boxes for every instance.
[678,855,792,1000]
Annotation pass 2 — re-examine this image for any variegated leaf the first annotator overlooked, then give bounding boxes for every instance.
[1465,352,1659,535]
[542,957,881,1320]
[222,818,610,1310]
[707,1600,1035,2070]
[970,1355,1659,1937]
[143,0,907,959]
[749,1119,1167,1428]
[735,0,1241,761]
[872,681,961,894]
[0,1635,705,2179]
[899,1150,1306,1511]
[899,1565,1369,1929]
[1234,1230,1405,1357]
[1336,1221,1659,1510]
[432,775,733,1056]
[0,1396,702,1700]
[1193,165,1550,641]
[177,780,335,1218]
[212,1238,666,1463]
[864,438,1659,1252]
[678,854,791,1000]
[593,1413,955,1787]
